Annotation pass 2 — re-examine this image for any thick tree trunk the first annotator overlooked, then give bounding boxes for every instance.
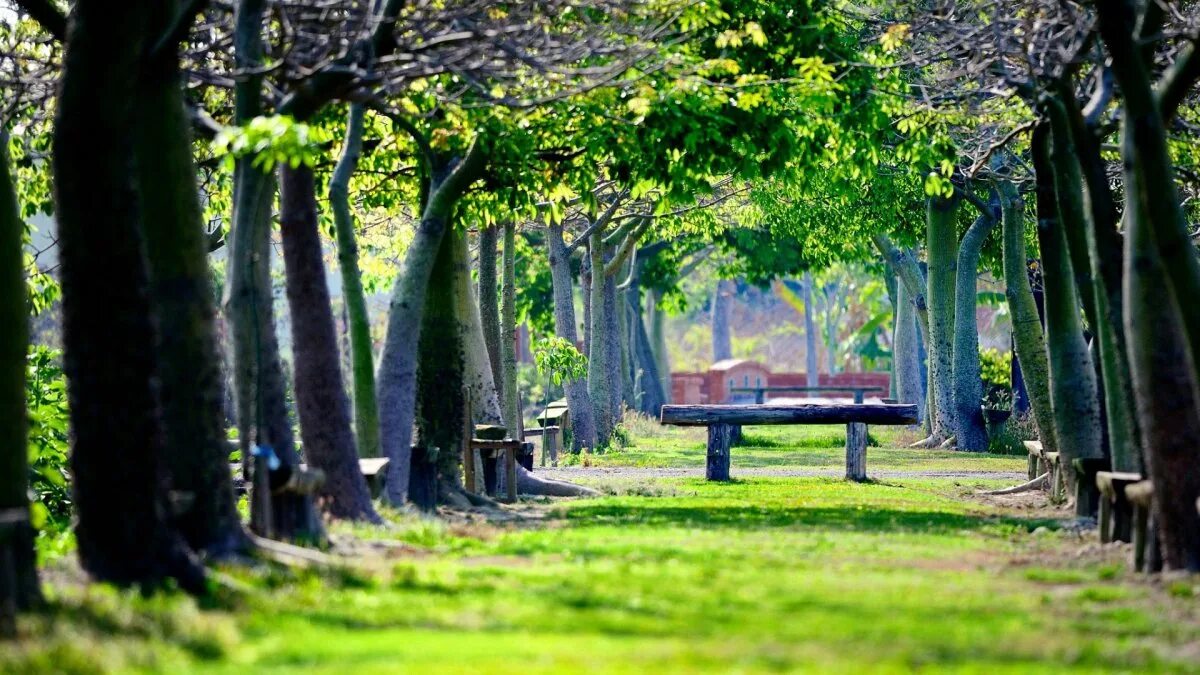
[802,272,819,386]
[1033,128,1103,478]
[478,225,502,387]
[54,1,204,591]
[951,214,996,451]
[587,233,613,444]
[894,278,925,422]
[279,165,379,522]
[713,279,733,362]
[454,229,504,425]
[329,103,382,459]
[415,223,467,484]
[134,40,247,556]
[225,0,321,543]
[926,194,960,442]
[500,222,520,431]
[996,176,1058,455]
[0,128,41,617]
[546,224,596,451]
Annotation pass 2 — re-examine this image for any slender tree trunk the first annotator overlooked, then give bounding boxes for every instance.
[603,264,623,422]
[802,272,819,386]
[587,233,614,444]
[582,253,592,357]
[53,1,204,591]
[546,224,596,450]
[713,278,733,362]
[1033,128,1104,476]
[134,37,247,555]
[225,0,321,542]
[454,228,503,425]
[279,165,379,522]
[894,277,924,421]
[500,222,520,430]
[627,265,665,415]
[926,194,960,442]
[329,103,381,459]
[0,128,41,617]
[951,214,996,451]
[478,225,502,388]
[996,175,1058,455]
[647,290,672,403]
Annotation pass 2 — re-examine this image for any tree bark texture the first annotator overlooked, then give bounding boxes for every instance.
[603,261,624,423]
[587,233,614,445]
[500,222,520,431]
[951,214,996,451]
[871,236,933,432]
[134,36,247,556]
[0,128,41,615]
[996,177,1058,455]
[627,265,666,415]
[478,225,502,388]
[713,278,734,363]
[1033,129,1104,472]
[279,164,379,522]
[329,103,382,459]
[415,223,466,483]
[647,290,672,404]
[845,423,868,482]
[546,223,597,451]
[926,194,959,442]
[53,0,204,591]
[893,278,925,422]
[454,228,503,427]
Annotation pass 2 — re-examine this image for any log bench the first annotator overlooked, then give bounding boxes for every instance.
[1023,441,1067,502]
[659,403,919,481]
[1096,471,1142,544]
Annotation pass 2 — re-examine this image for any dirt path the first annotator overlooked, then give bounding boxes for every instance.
[536,466,1027,481]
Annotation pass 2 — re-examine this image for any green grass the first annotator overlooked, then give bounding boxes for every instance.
[5,428,1198,674]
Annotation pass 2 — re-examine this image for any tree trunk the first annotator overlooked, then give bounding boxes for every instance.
[603,263,623,422]
[329,103,382,459]
[454,228,504,426]
[134,38,247,556]
[926,194,959,442]
[627,269,666,415]
[478,225,502,387]
[996,175,1058,455]
[1033,128,1104,478]
[500,222,520,431]
[647,289,672,403]
[894,278,925,422]
[53,0,204,591]
[546,223,596,451]
[415,222,466,484]
[713,278,733,362]
[0,128,41,618]
[802,272,819,386]
[951,214,996,451]
[871,237,934,433]
[587,233,614,444]
[225,0,321,543]
[279,164,379,522]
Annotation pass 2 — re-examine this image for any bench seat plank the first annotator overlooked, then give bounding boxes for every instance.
[660,403,918,427]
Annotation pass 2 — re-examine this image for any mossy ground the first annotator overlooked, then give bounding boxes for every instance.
[4,425,1198,673]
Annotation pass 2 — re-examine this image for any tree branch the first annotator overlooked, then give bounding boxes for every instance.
[14,0,67,42]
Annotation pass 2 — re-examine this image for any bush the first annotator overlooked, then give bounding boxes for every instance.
[979,348,1012,390]
[26,346,72,531]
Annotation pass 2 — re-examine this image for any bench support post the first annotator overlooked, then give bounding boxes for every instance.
[845,422,868,482]
[706,424,732,481]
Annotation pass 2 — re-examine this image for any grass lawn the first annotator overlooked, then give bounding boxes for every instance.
[4,426,1198,673]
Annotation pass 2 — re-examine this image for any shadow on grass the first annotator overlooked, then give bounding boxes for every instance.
[562,500,1057,535]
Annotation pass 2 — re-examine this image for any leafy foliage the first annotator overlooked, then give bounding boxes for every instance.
[25,345,71,531]
[533,336,589,386]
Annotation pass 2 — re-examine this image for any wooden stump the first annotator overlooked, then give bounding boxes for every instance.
[845,422,868,482]
[408,446,438,512]
[706,424,732,481]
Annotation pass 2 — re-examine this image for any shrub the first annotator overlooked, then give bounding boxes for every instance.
[26,346,72,531]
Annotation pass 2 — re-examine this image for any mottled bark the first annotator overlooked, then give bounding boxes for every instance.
[478,225,502,387]
[53,0,204,591]
[894,277,924,421]
[996,175,1058,455]
[951,214,996,451]
[415,223,466,483]
[134,32,246,555]
[546,223,596,451]
[454,229,503,426]
[603,261,623,422]
[500,222,520,430]
[1033,129,1103,484]
[279,164,379,522]
[587,232,613,444]
[926,194,960,442]
[329,103,381,459]
[0,128,41,615]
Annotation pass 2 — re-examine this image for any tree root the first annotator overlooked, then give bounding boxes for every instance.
[516,464,599,497]
[437,478,500,509]
[981,473,1049,495]
[938,435,957,449]
[908,435,944,449]
[247,533,337,568]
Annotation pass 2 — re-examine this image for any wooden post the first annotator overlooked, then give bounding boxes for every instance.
[845,422,868,482]
[505,446,518,503]
[706,423,732,481]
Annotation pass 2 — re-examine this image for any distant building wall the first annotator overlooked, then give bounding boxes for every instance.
[669,363,890,404]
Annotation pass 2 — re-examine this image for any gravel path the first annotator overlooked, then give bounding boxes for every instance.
[535,466,1026,481]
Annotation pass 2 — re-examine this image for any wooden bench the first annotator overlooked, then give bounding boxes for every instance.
[729,385,885,405]
[524,425,562,467]
[1023,441,1068,502]
[1096,471,1142,544]
[659,403,919,482]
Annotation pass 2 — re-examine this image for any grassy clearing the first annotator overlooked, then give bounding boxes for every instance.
[4,430,1198,673]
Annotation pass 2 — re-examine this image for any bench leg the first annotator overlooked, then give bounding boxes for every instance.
[1133,503,1149,572]
[1028,453,1039,481]
[845,422,868,482]
[1098,497,1112,544]
[706,424,732,481]
[506,447,518,503]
